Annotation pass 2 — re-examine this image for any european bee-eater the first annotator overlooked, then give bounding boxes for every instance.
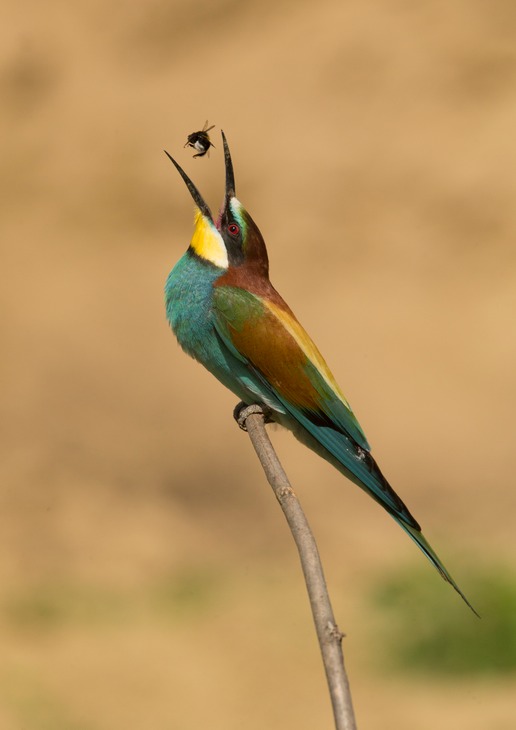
[164,132,476,614]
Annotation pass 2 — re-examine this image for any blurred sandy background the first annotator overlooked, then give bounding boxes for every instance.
[1,0,516,728]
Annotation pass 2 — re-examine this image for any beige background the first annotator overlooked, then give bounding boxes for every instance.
[1,0,515,728]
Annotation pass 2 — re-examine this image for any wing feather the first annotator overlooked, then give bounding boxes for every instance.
[212,285,369,449]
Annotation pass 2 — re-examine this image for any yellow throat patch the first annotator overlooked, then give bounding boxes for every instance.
[190,209,228,268]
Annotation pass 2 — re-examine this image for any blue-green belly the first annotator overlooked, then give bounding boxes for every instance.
[165,252,267,405]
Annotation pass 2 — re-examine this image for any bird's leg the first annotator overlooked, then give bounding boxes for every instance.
[233,401,273,431]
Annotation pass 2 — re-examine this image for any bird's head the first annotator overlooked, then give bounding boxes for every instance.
[165,131,269,276]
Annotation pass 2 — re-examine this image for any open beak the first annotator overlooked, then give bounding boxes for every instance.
[165,131,236,225]
[163,150,213,221]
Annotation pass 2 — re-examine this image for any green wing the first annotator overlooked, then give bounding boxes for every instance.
[212,284,370,450]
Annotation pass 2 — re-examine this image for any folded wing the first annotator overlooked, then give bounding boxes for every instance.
[212,284,420,530]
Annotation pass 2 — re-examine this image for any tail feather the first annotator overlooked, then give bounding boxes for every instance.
[398,520,479,617]
[267,399,479,615]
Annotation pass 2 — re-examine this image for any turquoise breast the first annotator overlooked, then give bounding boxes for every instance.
[165,250,223,364]
[165,250,258,404]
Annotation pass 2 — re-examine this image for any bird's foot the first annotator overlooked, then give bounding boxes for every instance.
[233,402,273,431]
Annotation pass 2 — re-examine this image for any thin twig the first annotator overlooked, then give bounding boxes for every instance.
[235,403,357,730]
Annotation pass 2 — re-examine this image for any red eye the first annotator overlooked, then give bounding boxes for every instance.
[228,223,240,236]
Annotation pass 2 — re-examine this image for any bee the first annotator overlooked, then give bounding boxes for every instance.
[184,121,215,158]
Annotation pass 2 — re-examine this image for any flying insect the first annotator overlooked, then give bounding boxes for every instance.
[184,121,215,158]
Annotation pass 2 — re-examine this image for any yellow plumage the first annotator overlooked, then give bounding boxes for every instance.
[190,210,228,269]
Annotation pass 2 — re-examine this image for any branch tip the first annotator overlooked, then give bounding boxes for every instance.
[233,402,273,430]
[232,402,357,730]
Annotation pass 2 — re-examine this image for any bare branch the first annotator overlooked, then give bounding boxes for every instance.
[235,403,357,730]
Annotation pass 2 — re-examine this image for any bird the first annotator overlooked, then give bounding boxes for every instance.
[164,131,476,614]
